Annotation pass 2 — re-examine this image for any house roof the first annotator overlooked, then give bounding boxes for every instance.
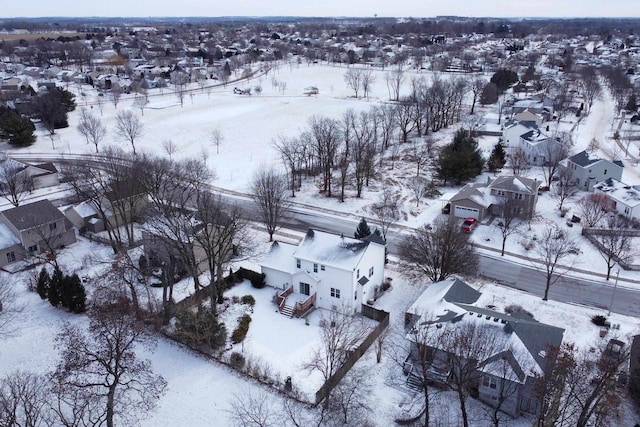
[261,241,298,274]
[293,229,377,271]
[1,199,64,231]
[407,278,564,380]
[568,150,605,167]
[450,183,492,208]
[489,176,540,194]
[0,223,20,249]
[594,178,640,208]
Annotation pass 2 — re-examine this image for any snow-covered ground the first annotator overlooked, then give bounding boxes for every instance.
[2,62,640,425]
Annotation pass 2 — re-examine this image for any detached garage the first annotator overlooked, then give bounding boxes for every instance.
[448,183,491,221]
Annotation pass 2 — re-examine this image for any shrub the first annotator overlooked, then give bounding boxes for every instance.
[591,314,608,327]
[504,304,534,319]
[231,314,252,344]
[174,305,227,349]
[236,268,266,289]
[229,352,245,370]
[241,295,256,306]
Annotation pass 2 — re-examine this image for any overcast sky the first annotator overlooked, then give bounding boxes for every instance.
[2,0,638,19]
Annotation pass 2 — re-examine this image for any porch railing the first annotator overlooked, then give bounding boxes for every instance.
[276,285,293,311]
[293,292,316,317]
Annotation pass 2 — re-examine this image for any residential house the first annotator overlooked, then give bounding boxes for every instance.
[593,178,640,220]
[260,229,386,317]
[502,120,564,166]
[0,199,76,268]
[0,157,59,190]
[404,278,564,418]
[448,176,540,220]
[563,150,624,191]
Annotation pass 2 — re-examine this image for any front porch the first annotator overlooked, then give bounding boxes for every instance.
[275,285,317,318]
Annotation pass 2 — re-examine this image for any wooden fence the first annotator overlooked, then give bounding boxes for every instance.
[582,228,640,271]
[314,305,390,405]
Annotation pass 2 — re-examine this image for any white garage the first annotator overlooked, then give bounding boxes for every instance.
[453,205,480,219]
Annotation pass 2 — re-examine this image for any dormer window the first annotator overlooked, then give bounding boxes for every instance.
[604,169,607,175]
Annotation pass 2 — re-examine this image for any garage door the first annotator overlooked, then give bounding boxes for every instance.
[453,205,479,219]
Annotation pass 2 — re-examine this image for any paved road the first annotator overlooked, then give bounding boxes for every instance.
[11,153,640,318]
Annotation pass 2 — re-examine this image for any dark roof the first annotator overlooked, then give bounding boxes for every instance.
[105,178,146,202]
[613,160,624,168]
[569,150,600,167]
[1,199,64,230]
[362,230,386,245]
[444,278,481,304]
[33,162,58,173]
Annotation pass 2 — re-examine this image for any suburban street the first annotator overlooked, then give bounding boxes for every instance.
[10,153,640,318]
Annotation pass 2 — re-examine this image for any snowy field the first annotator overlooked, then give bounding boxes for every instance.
[2,62,640,425]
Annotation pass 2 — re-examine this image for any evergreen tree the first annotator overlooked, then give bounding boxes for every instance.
[354,218,372,239]
[490,68,519,92]
[48,266,64,307]
[487,143,507,172]
[436,129,485,185]
[480,82,499,105]
[64,274,86,314]
[626,93,637,112]
[0,106,36,146]
[36,267,50,300]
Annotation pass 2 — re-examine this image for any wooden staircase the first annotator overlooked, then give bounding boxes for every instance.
[280,304,294,318]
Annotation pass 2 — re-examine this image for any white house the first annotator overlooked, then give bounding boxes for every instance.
[260,229,386,317]
[593,178,640,220]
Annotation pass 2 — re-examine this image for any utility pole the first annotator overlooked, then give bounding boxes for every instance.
[607,268,620,316]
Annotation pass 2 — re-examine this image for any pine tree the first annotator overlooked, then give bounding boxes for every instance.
[48,266,64,307]
[64,274,86,314]
[436,129,485,185]
[354,218,372,239]
[487,142,507,172]
[36,267,50,300]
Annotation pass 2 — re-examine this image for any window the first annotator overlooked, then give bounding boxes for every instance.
[482,375,497,389]
[330,288,341,299]
[321,265,325,271]
[514,193,524,200]
[496,190,505,196]
[313,263,318,273]
[604,169,608,175]
[354,290,358,300]
[356,269,360,277]
[296,259,301,269]
[299,282,310,296]
[6,251,15,263]
[369,266,374,277]
[49,222,57,231]
[27,245,37,253]
[625,207,630,215]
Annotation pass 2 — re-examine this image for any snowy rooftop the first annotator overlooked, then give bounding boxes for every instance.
[260,241,298,274]
[72,200,98,219]
[0,223,20,249]
[594,178,640,207]
[293,229,372,271]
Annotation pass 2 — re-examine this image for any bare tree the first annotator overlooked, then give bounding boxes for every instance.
[371,187,399,242]
[0,159,34,207]
[578,193,614,227]
[53,298,167,427]
[228,389,280,427]
[592,216,635,280]
[95,93,105,116]
[407,176,429,207]
[361,69,375,98]
[534,224,578,300]
[303,309,369,409]
[494,196,524,256]
[77,108,107,153]
[173,72,189,107]
[385,64,404,101]
[162,138,177,160]
[507,148,530,176]
[210,127,224,155]
[469,77,485,114]
[306,115,341,197]
[250,166,291,242]
[579,66,601,114]
[409,137,431,177]
[0,275,21,338]
[273,135,304,197]
[109,84,122,109]
[133,93,149,116]
[0,371,51,427]
[399,216,479,282]
[115,110,143,155]
[328,367,372,426]
[553,167,578,212]
[344,68,363,98]
[542,141,570,188]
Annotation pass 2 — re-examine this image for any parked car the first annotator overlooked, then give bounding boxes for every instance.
[460,217,477,233]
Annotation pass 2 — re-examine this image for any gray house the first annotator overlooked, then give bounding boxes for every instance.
[563,150,624,191]
[448,176,541,220]
[0,199,76,268]
[404,278,565,418]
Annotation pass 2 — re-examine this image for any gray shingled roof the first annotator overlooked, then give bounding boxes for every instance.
[1,199,64,231]
[569,150,600,167]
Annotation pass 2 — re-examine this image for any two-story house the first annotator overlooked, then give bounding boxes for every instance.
[562,150,624,191]
[261,229,386,317]
[404,278,565,418]
[448,176,540,221]
[0,199,76,268]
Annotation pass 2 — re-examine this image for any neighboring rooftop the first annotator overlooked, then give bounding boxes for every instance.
[1,199,64,231]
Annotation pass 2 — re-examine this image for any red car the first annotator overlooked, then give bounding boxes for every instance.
[460,217,477,233]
